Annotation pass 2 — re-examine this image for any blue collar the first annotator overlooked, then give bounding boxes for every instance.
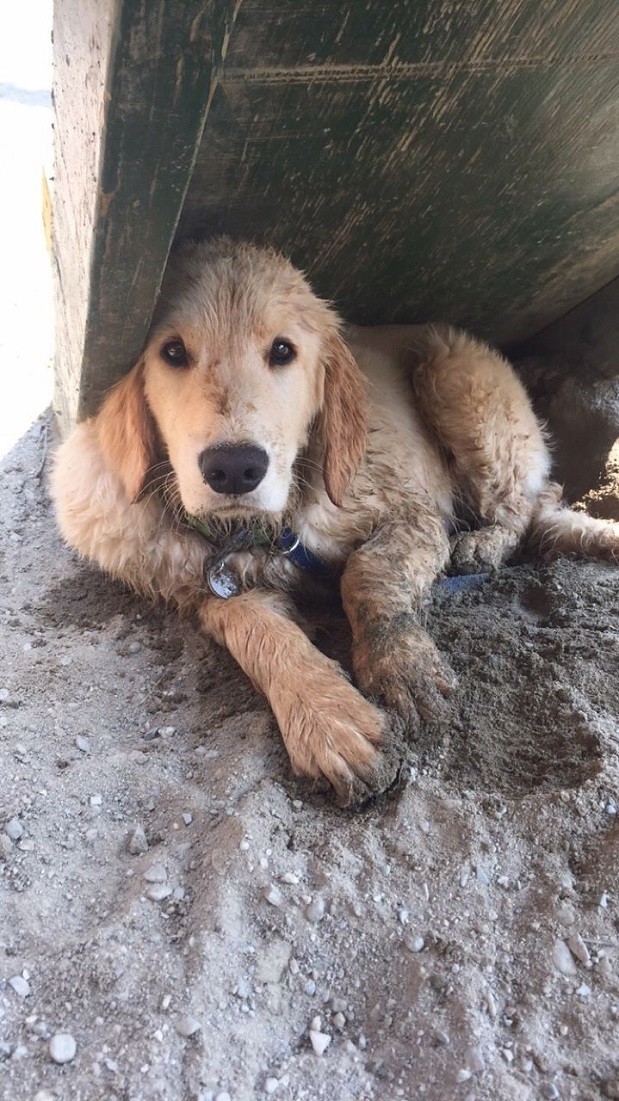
[276,527,332,577]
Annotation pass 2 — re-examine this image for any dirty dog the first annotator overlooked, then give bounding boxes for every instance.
[52,238,618,802]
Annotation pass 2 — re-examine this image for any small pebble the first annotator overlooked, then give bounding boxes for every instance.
[143,863,168,883]
[50,1033,77,1064]
[9,975,30,998]
[34,1092,56,1101]
[332,1012,346,1031]
[75,736,90,754]
[309,1030,331,1056]
[598,893,609,909]
[182,812,193,826]
[265,1078,279,1094]
[175,1016,201,1038]
[0,688,9,702]
[576,983,591,998]
[263,885,283,908]
[398,909,410,925]
[146,884,172,902]
[553,940,577,976]
[280,872,299,885]
[215,1093,231,1101]
[6,817,23,841]
[305,898,325,923]
[405,936,425,953]
[128,825,149,855]
[541,1085,560,1100]
[127,640,142,654]
[89,794,102,807]
[567,933,591,967]
[456,1068,472,1083]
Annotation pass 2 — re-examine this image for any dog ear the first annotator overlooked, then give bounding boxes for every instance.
[96,361,157,502]
[319,330,368,506]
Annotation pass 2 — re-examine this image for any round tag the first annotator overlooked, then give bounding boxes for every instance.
[207,563,241,599]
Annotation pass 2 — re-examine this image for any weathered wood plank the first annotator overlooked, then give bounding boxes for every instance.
[182,0,619,342]
[53,0,215,429]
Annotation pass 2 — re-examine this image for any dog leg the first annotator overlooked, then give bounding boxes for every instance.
[413,327,550,573]
[199,590,387,803]
[341,517,456,727]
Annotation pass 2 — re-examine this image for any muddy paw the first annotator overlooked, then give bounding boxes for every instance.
[450,527,518,575]
[353,629,457,728]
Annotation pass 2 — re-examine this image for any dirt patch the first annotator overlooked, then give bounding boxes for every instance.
[1,416,618,1101]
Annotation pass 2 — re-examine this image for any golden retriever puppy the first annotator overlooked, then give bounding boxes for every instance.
[51,238,618,802]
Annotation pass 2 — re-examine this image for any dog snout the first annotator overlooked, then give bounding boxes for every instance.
[198,443,269,496]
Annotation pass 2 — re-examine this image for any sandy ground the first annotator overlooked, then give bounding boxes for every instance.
[1,417,618,1101]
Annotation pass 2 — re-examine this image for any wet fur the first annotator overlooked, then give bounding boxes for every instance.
[52,239,619,803]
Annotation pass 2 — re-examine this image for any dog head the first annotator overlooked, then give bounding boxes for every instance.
[97,238,367,522]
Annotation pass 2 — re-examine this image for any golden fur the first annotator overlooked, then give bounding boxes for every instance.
[52,238,619,803]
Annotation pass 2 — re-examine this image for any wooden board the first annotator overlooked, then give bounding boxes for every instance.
[52,0,215,430]
[183,0,619,342]
[53,0,619,427]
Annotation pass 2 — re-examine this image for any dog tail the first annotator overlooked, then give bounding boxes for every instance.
[528,483,619,562]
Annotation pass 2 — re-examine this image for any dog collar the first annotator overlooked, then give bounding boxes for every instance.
[184,514,332,597]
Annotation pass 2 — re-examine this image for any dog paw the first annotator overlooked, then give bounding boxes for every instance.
[277,670,387,805]
[353,630,457,728]
[450,527,515,574]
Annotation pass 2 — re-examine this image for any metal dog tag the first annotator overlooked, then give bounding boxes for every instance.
[207,561,241,599]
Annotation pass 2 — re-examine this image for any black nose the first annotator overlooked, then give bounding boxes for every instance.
[198,444,269,495]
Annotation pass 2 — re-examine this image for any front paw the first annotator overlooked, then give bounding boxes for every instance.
[353,629,457,727]
[276,668,393,805]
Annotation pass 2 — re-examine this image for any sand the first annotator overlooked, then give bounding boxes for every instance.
[1,416,618,1101]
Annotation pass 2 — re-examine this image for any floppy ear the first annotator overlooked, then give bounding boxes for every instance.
[319,330,368,506]
[96,361,157,502]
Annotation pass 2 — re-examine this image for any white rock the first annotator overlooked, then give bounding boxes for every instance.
[146,884,172,902]
[405,936,425,953]
[143,863,167,882]
[9,975,30,998]
[182,812,193,826]
[309,1030,331,1056]
[552,939,577,976]
[456,1068,472,1082]
[89,794,102,807]
[175,1016,201,1037]
[0,689,9,701]
[280,872,299,885]
[50,1033,77,1064]
[567,933,591,967]
[128,825,149,855]
[263,885,283,908]
[6,817,23,841]
[265,1079,280,1094]
[305,898,325,922]
[75,736,90,753]
[576,983,591,998]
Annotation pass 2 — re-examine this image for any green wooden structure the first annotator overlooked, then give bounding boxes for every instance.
[52,0,619,432]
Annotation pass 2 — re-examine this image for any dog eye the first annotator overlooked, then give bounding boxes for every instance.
[268,338,296,367]
[161,339,190,368]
